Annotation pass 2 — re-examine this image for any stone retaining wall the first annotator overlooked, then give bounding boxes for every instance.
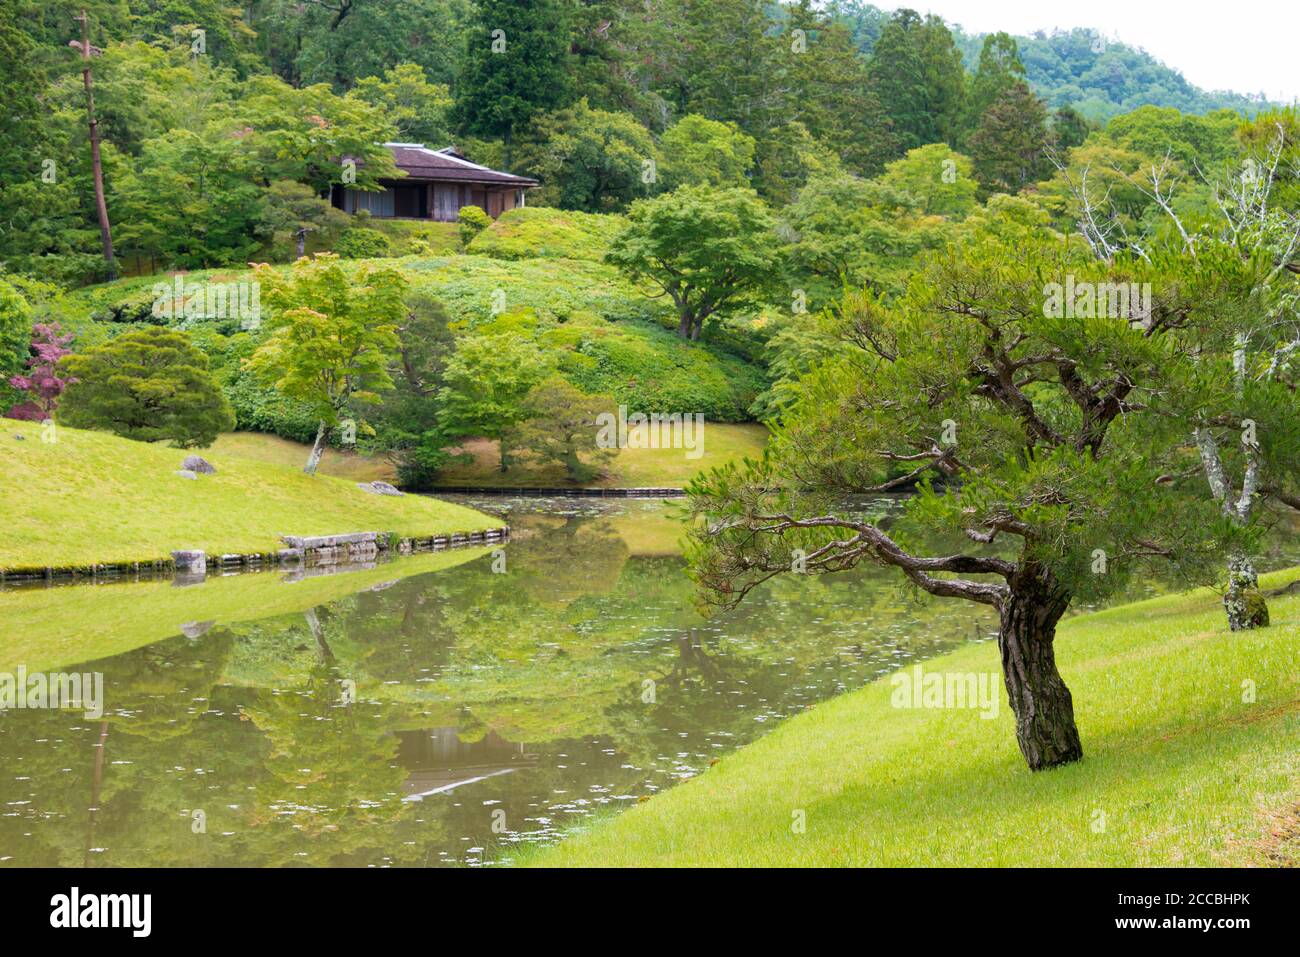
[0,526,509,587]
[431,485,685,498]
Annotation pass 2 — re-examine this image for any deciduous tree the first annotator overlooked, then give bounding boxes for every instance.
[513,377,617,482]
[246,253,406,474]
[438,332,552,471]
[659,115,755,190]
[6,323,75,421]
[606,186,780,340]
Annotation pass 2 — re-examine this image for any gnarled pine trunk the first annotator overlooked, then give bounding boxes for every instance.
[998,567,1082,771]
[1224,553,1269,631]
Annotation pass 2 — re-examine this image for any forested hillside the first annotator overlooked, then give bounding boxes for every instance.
[828,1,1274,119]
[0,0,1295,492]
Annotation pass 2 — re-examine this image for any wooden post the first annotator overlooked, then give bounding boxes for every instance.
[74,8,116,281]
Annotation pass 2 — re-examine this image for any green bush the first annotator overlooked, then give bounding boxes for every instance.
[334,226,393,259]
[223,371,322,443]
[403,254,672,327]
[466,206,626,262]
[59,327,235,447]
[457,205,492,247]
[0,278,33,385]
[548,316,766,421]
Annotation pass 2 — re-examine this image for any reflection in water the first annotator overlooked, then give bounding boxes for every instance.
[1,497,1000,866]
[399,729,535,802]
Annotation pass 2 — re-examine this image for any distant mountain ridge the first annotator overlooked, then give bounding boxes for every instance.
[827,2,1278,119]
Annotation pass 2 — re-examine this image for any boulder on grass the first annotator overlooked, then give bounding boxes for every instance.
[357,481,403,496]
[175,469,198,480]
[172,549,207,573]
[182,455,216,474]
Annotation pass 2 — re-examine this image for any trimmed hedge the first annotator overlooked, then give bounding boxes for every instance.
[466,206,625,262]
[334,226,393,259]
[548,314,765,421]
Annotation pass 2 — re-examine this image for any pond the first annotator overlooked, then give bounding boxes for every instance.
[0,495,1004,867]
[2,495,1295,867]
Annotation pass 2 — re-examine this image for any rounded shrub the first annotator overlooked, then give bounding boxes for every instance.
[457,205,492,247]
[335,227,393,259]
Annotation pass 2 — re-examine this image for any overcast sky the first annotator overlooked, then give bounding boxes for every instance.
[898,0,1300,104]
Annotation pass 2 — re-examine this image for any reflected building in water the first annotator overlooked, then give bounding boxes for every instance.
[398,727,535,801]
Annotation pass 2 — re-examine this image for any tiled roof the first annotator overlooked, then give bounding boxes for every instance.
[381,143,538,186]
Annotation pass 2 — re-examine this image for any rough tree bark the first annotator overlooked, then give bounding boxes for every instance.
[997,565,1082,770]
[304,420,328,475]
[735,512,1085,772]
[1224,553,1269,630]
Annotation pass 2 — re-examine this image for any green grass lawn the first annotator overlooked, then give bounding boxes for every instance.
[214,423,767,490]
[437,422,768,488]
[208,432,398,483]
[520,569,1300,867]
[0,419,501,570]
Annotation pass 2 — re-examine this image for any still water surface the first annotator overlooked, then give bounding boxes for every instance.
[7,493,1260,866]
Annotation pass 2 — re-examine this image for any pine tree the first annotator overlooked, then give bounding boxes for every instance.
[449,0,575,167]
[962,31,1027,144]
[784,0,897,176]
[917,14,966,147]
[968,80,1049,196]
[865,9,930,155]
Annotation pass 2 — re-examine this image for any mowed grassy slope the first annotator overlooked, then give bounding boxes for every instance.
[208,432,398,483]
[0,418,502,569]
[524,570,1300,867]
[211,423,768,489]
[437,423,769,488]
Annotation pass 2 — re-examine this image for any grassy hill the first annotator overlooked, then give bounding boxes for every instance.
[0,418,502,570]
[436,422,767,487]
[213,422,767,490]
[467,206,624,261]
[60,209,768,438]
[207,432,398,483]
[520,569,1300,867]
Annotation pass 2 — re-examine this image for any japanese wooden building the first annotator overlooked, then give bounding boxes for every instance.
[331,143,538,221]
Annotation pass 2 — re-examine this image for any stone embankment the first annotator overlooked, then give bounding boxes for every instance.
[0,526,509,586]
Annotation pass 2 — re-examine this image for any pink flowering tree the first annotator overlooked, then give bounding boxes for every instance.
[6,323,76,421]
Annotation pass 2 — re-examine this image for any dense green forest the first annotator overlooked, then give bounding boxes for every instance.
[0,0,1276,285]
[0,0,1295,496]
[828,2,1275,119]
